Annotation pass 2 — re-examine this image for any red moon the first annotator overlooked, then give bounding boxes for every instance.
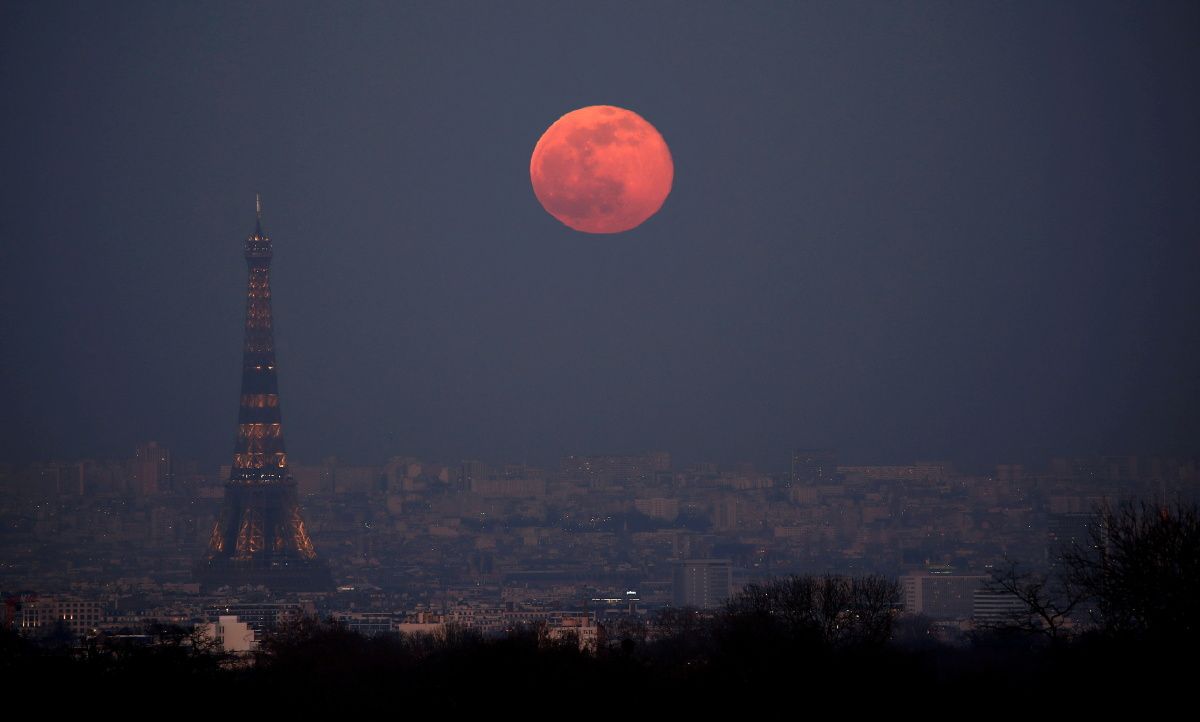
[530,105,673,234]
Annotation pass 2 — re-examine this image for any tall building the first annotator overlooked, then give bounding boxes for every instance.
[972,589,1027,626]
[672,559,733,609]
[202,615,257,653]
[196,197,333,592]
[132,441,171,495]
[901,573,990,619]
[790,448,837,486]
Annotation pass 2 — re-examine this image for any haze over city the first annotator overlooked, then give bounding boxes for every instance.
[2,1,1198,710]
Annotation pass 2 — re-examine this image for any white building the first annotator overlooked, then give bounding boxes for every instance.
[972,589,1027,626]
[672,559,733,609]
[201,615,256,653]
[901,573,990,619]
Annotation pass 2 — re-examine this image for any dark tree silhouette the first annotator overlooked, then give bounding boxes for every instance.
[723,573,901,649]
[1062,500,1200,641]
[982,559,1087,641]
[608,615,648,653]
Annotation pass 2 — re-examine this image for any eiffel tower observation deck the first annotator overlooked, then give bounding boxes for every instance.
[197,196,333,592]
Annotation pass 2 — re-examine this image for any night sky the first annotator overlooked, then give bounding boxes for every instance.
[2,1,1198,471]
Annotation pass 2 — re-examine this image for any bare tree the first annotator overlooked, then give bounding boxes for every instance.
[847,574,904,647]
[724,574,900,649]
[650,606,708,637]
[982,559,1087,641]
[1061,500,1200,640]
[609,615,648,652]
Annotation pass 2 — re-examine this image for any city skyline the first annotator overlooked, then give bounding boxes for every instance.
[3,3,1197,702]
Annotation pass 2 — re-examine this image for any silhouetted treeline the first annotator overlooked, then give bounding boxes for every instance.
[5,501,1196,711]
[984,499,1200,643]
[4,611,1190,711]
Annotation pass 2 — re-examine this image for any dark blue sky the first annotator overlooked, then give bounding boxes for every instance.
[2,1,1198,471]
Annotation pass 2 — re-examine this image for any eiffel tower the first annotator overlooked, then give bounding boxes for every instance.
[197,196,333,592]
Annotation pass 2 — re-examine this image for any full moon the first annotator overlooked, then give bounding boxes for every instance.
[530,105,673,234]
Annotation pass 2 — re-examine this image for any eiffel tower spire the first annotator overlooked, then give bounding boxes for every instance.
[197,196,332,592]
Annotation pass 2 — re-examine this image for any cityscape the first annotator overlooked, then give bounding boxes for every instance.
[3,1,1198,710]
[4,435,1196,646]
[5,200,1193,649]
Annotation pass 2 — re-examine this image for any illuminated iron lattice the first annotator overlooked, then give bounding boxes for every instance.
[196,197,333,592]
